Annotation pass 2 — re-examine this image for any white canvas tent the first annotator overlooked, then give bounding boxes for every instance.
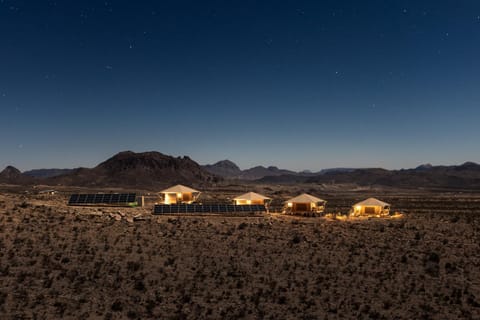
[159,184,200,204]
[351,198,390,216]
[284,193,327,214]
[233,192,271,205]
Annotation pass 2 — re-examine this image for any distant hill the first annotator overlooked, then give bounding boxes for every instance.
[203,160,242,178]
[23,168,74,178]
[239,166,297,180]
[47,151,221,188]
[203,160,299,180]
[317,168,358,174]
[259,162,480,190]
[0,166,36,185]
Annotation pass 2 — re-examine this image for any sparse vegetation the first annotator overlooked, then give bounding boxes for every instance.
[0,190,480,318]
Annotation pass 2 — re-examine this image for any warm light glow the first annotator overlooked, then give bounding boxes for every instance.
[355,205,362,211]
[247,200,251,205]
[287,203,293,207]
[177,192,182,198]
[164,194,171,204]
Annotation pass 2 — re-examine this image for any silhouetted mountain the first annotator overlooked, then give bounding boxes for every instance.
[203,161,297,180]
[259,162,480,190]
[415,163,433,171]
[317,168,358,174]
[0,166,36,185]
[204,160,361,180]
[256,174,310,184]
[3,153,480,190]
[23,168,74,178]
[203,160,242,178]
[239,166,297,180]
[48,151,221,188]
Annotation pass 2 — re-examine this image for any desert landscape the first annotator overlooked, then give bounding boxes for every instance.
[1,184,480,319]
[2,1,480,318]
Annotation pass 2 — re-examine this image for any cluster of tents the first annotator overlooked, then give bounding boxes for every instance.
[159,184,391,216]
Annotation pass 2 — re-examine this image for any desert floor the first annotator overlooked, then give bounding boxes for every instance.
[1,189,480,319]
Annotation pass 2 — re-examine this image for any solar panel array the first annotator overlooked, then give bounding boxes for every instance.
[68,193,137,206]
[153,204,266,215]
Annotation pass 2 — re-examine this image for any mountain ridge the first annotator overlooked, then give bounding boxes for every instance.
[1,153,479,190]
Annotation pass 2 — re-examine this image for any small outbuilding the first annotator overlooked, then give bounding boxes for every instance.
[350,198,390,216]
[159,184,201,204]
[233,192,271,206]
[284,193,327,215]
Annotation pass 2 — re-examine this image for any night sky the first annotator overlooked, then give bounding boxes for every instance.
[1,1,480,171]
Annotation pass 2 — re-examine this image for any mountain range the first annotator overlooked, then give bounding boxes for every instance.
[1,151,480,190]
[23,168,74,178]
[202,160,356,180]
[257,162,480,189]
[0,151,220,189]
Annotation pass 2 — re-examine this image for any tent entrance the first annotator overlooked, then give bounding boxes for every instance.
[294,203,309,212]
[364,206,375,214]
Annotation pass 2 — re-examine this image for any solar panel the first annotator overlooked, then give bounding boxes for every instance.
[68,193,137,206]
[153,204,267,214]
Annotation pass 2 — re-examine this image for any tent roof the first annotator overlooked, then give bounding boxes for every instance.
[233,192,271,201]
[353,198,390,207]
[160,184,200,194]
[285,193,326,203]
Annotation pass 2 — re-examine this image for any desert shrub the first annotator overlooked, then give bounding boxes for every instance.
[238,222,248,230]
[0,291,7,306]
[164,257,175,267]
[277,296,287,304]
[424,252,440,277]
[444,262,457,273]
[467,295,480,307]
[19,201,29,209]
[111,300,123,312]
[53,301,67,317]
[127,261,142,272]
[449,215,460,223]
[291,234,304,244]
[414,231,423,240]
[134,280,146,292]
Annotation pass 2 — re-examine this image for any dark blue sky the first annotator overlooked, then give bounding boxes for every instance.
[1,1,480,171]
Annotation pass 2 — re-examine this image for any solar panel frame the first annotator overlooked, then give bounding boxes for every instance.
[153,203,268,215]
[68,193,137,206]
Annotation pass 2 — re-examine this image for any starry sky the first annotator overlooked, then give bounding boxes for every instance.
[1,1,480,172]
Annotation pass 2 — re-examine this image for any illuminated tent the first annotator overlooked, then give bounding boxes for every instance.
[351,198,390,216]
[284,193,327,214]
[159,184,201,204]
[233,192,271,205]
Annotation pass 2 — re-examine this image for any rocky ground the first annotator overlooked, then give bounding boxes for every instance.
[1,191,480,319]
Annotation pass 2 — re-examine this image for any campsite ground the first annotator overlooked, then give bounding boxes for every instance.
[1,186,480,319]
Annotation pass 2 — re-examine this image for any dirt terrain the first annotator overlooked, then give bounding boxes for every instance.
[1,188,480,319]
